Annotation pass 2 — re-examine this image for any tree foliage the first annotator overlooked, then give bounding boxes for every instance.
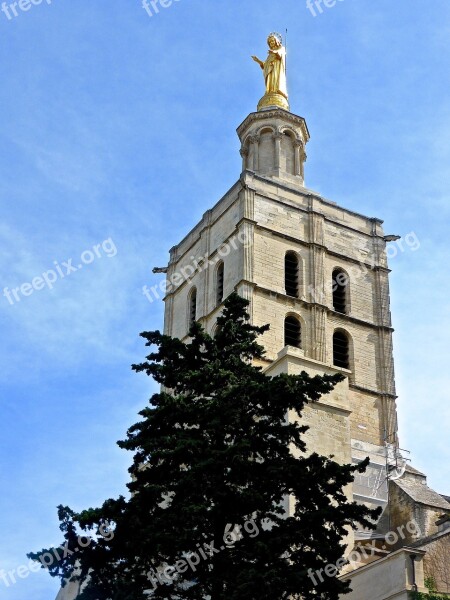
[29,293,379,599]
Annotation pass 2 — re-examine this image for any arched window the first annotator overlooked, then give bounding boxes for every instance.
[333,330,350,369]
[216,262,224,305]
[188,288,197,328]
[332,268,349,314]
[284,316,301,348]
[285,252,299,298]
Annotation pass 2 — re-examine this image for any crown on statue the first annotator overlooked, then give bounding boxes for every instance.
[267,32,283,46]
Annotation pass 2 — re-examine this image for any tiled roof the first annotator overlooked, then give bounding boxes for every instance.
[393,478,450,510]
[404,464,426,477]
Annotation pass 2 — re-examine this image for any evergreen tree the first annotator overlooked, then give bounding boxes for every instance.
[29,292,379,599]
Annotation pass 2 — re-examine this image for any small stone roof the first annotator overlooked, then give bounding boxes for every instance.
[393,477,450,510]
[404,464,426,477]
[441,494,450,504]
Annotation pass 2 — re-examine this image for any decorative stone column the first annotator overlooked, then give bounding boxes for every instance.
[239,146,248,172]
[249,135,260,171]
[294,139,303,177]
[300,149,306,181]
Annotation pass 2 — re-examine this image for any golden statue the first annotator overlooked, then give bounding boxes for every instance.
[252,32,289,111]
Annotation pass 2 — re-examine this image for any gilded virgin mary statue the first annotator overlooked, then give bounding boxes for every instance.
[252,32,289,111]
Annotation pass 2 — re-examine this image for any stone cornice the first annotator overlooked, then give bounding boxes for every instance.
[349,383,397,399]
[255,285,394,333]
[237,109,310,142]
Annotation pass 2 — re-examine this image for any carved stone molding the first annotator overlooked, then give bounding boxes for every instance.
[237,108,310,144]
[248,134,261,145]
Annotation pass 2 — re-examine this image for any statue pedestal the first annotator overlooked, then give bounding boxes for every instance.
[257,92,289,112]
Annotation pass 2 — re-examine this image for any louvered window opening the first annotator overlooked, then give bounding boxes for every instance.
[217,264,224,305]
[285,316,301,348]
[332,270,347,314]
[333,331,349,369]
[285,253,299,298]
[189,290,197,327]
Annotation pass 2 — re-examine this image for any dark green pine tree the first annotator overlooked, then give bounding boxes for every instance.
[29,292,379,600]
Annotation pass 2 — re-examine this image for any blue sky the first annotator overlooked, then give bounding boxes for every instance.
[0,0,449,598]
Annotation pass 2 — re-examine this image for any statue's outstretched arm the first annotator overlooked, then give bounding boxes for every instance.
[251,55,265,69]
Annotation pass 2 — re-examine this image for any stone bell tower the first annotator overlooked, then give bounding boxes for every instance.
[163,34,400,533]
[55,34,450,600]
